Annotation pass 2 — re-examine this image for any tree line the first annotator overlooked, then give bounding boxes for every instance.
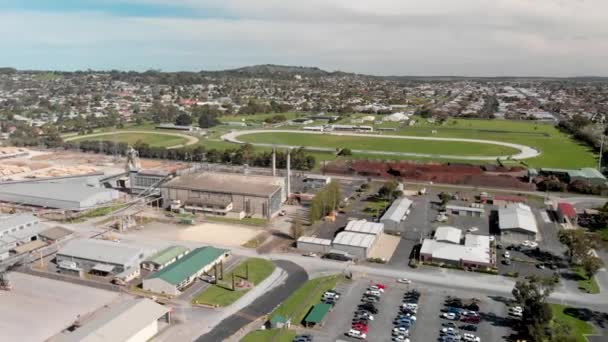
[62,140,316,171]
[309,181,342,222]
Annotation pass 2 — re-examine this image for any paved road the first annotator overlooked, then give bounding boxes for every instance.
[222,129,541,160]
[64,130,200,149]
[195,260,308,342]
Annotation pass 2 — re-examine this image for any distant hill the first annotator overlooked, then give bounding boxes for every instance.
[223,64,331,77]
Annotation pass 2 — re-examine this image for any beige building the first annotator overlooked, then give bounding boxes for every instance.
[161,171,285,219]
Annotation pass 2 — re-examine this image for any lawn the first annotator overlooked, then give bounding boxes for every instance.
[192,258,275,307]
[219,112,303,124]
[396,118,597,168]
[70,132,189,148]
[573,266,600,294]
[363,199,389,216]
[238,132,520,157]
[240,329,296,342]
[551,304,594,342]
[271,274,343,325]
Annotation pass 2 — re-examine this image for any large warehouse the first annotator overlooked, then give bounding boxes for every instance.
[55,298,171,342]
[332,231,377,259]
[0,213,45,255]
[143,246,230,296]
[0,182,119,210]
[161,171,285,219]
[141,245,191,271]
[56,239,152,274]
[380,197,413,233]
[498,204,538,243]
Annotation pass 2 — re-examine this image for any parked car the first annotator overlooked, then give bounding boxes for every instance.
[442,313,458,320]
[303,252,318,257]
[442,322,458,328]
[536,263,545,269]
[347,329,367,339]
[502,259,511,265]
[461,316,481,324]
[358,303,378,313]
[460,324,477,332]
[293,334,312,342]
[440,327,459,336]
[463,333,481,342]
[503,251,511,258]
[397,278,412,284]
[392,327,409,336]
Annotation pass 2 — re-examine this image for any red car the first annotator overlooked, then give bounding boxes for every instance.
[375,283,386,289]
[461,316,481,324]
[352,325,369,333]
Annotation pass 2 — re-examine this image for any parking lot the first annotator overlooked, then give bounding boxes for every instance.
[309,276,515,342]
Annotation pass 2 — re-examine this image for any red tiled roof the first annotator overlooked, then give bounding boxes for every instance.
[558,202,577,218]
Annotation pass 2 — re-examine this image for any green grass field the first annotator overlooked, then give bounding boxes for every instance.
[70,132,190,148]
[192,258,275,307]
[573,266,600,294]
[271,275,343,325]
[219,112,302,124]
[551,304,594,342]
[238,132,519,157]
[240,329,296,342]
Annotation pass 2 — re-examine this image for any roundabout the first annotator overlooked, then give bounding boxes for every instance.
[222,129,541,161]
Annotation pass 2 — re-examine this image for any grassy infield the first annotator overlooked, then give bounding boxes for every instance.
[72,115,597,169]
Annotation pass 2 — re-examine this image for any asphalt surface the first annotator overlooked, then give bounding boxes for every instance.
[195,260,308,342]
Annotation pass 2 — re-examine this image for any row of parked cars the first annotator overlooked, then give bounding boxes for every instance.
[439,296,482,342]
[391,289,419,342]
[346,283,387,339]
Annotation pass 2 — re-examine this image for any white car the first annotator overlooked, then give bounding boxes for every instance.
[397,278,412,284]
[393,327,409,336]
[402,303,418,309]
[503,251,511,258]
[463,333,481,342]
[442,312,457,320]
[392,336,409,342]
[489,236,496,242]
[348,329,367,339]
[441,327,458,335]
[368,285,384,292]
[528,241,539,248]
[522,240,532,247]
[510,306,523,312]
[467,227,479,233]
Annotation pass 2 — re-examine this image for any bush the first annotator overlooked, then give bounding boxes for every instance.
[367,257,386,264]
[504,271,520,278]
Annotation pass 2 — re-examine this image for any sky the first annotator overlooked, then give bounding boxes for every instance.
[0,0,607,76]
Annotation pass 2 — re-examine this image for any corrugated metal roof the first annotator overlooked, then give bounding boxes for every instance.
[446,205,485,213]
[0,182,117,204]
[345,220,384,235]
[56,298,170,342]
[0,213,39,232]
[498,206,538,234]
[434,226,462,244]
[58,239,149,268]
[380,197,412,223]
[333,231,376,248]
[163,172,281,197]
[297,236,332,246]
[146,246,228,285]
[304,303,332,324]
[144,246,190,266]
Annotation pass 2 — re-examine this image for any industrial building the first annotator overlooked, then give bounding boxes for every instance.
[141,245,190,271]
[345,219,384,235]
[380,197,413,232]
[446,204,485,217]
[38,226,74,243]
[332,231,377,259]
[434,226,462,244]
[55,298,171,342]
[539,167,607,186]
[420,234,493,269]
[143,246,230,296]
[129,169,171,196]
[0,182,120,210]
[498,204,538,242]
[56,239,152,274]
[296,236,332,254]
[0,213,45,254]
[161,171,285,219]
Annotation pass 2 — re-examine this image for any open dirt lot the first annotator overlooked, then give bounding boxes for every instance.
[0,272,121,342]
[139,221,261,246]
[368,233,401,261]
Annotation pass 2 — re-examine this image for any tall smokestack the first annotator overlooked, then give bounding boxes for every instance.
[272,147,276,176]
[286,149,291,199]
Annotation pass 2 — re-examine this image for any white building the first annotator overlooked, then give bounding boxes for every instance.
[434,226,462,244]
[54,298,170,342]
[57,239,152,274]
[498,203,538,242]
[332,231,376,259]
[344,219,384,236]
[380,197,413,233]
[296,236,332,254]
[420,234,493,268]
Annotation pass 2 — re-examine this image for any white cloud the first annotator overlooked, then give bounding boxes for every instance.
[0,0,607,75]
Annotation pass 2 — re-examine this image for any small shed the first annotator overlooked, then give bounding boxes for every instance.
[270,314,291,329]
[304,303,332,327]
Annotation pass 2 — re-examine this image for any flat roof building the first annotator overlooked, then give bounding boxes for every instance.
[297,236,332,254]
[446,204,485,217]
[420,234,493,269]
[0,182,119,210]
[0,213,44,251]
[143,246,230,296]
[56,239,151,274]
[54,298,170,342]
[380,197,413,233]
[161,171,285,219]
